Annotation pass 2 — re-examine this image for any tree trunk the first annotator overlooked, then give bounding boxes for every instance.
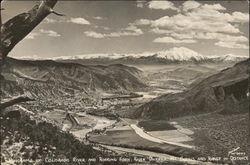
[0,95,34,110]
[0,0,3,79]
[1,0,58,60]
[0,0,58,110]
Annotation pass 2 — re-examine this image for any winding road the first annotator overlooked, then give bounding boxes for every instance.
[130,124,194,149]
[66,113,80,130]
[119,118,194,149]
[17,105,216,165]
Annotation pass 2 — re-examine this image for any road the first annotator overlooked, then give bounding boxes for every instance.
[16,105,35,115]
[119,118,194,149]
[130,124,194,149]
[66,113,80,130]
[16,105,215,164]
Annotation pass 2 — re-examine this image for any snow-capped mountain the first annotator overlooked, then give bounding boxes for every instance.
[12,47,248,64]
[53,47,207,62]
[156,47,207,61]
[208,54,249,62]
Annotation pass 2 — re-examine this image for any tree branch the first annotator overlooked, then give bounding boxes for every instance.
[49,9,65,16]
[0,0,58,60]
[0,94,35,110]
[0,0,59,108]
[0,0,3,77]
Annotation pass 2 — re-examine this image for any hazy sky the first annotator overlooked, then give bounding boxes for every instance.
[2,0,249,58]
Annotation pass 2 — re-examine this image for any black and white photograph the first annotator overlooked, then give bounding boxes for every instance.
[0,0,249,164]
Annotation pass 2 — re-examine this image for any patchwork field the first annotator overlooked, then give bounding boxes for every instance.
[40,110,116,138]
[148,130,193,143]
[40,109,71,129]
[89,124,199,158]
[138,120,177,131]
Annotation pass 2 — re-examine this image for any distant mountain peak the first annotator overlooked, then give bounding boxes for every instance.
[11,47,248,64]
[208,54,249,62]
[156,47,206,61]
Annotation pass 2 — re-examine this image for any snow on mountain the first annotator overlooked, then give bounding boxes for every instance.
[208,54,249,62]
[12,47,248,63]
[156,47,206,61]
[53,47,208,62]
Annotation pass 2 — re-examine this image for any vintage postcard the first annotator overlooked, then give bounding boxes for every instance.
[0,0,249,164]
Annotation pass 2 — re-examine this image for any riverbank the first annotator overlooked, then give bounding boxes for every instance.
[88,122,200,159]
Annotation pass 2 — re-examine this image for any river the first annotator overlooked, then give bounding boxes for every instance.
[19,105,215,164]
[68,112,215,165]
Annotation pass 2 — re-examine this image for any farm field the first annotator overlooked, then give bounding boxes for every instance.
[40,110,116,137]
[138,120,177,131]
[148,130,193,144]
[89,124,199,158]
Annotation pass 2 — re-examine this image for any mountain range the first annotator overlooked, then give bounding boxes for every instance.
[14,47,248,65]
[134,59,249,119]
[1,57,146,98]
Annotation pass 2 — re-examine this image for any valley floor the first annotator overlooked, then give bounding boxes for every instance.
[3,102,248,165]
[2,62,248,165]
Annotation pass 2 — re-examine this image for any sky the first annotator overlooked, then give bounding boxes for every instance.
[2,0,249,59]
